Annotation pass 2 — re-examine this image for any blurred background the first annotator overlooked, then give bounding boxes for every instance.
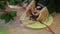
[0,0,60,34]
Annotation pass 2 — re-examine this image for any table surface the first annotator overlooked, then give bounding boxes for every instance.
[0,7,60,34]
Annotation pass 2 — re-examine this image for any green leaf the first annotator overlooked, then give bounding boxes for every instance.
[0,13,7,19]
[8,0,18,5]
[10,10,17,17]
[4,16,11,24]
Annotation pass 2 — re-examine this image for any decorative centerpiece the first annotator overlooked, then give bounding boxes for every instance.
[20,0,53,29]
[20,0,55,34]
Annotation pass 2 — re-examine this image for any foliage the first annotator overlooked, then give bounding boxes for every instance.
[8,0,18,5]
[0,13,7,19]
[0,11,17,23]
[0,0,17,23]
[10,10,17,17]
[4,16,11,23]
[0,0,6,10]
